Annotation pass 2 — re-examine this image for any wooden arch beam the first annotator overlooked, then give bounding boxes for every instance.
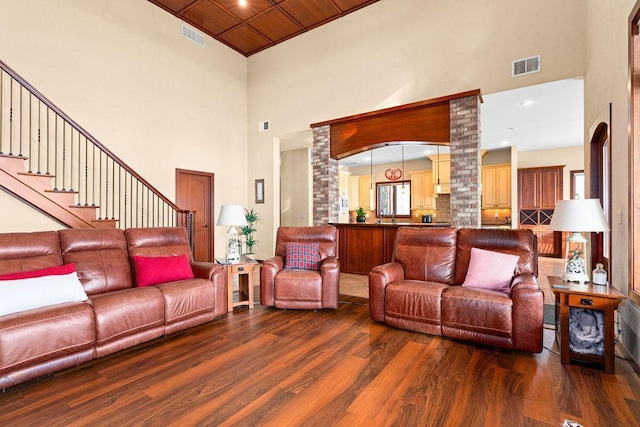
[310,89,482,159]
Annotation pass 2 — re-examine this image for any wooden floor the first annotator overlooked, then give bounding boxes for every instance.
[1,293,640,426]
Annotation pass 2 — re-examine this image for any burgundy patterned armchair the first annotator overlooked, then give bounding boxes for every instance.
[260,225,339,310]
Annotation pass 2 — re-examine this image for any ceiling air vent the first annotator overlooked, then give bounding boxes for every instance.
[512,55,540,77]
[182,24,205,47]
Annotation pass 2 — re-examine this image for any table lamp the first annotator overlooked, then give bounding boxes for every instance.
[548,199,609,283]
[216,205,247,262]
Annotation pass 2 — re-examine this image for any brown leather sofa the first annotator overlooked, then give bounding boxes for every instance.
[261,225,339,309]
[369,227,543,353]
[0,227,226,389]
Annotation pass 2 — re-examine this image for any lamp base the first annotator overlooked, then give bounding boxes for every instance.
[562,272,590,283]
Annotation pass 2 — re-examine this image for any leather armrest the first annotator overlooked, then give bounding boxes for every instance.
[510,272,540,293]
[191,262,225,280]
[320,256,339,309]
[260,256,284,307]
[191,262,228,318]
[511,272,544,352]
[368,262,405,322]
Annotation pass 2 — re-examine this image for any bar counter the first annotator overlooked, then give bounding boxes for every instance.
[331,222,451,275]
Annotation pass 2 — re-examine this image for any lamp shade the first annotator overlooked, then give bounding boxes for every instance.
[216,205,247,227]
[548,199,609,232]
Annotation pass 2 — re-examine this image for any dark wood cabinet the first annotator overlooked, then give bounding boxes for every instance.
[517,165,564,257]
[332,224,407,274]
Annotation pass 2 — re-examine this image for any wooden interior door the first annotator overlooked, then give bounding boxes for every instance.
[176,169,215,262]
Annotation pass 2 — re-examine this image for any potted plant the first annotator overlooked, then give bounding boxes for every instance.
[355,206,367,223]
[241,208,259,259]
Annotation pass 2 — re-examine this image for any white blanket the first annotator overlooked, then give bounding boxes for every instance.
[569,308,604,356]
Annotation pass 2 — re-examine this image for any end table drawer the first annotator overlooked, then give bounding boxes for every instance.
[230,264,250,274]
[568,294,608,310]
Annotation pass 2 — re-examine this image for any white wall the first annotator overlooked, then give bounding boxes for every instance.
[0,0,247,260]
[585,0,640,361]
[280,148,311,227]
[247,0,587,260]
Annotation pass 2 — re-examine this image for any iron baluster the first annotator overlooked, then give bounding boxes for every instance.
[37,100,41,174]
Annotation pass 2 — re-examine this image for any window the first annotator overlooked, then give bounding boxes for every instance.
[376,181,411,217]
[569,170,585,200]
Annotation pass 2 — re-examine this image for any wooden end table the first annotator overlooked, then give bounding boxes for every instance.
[550,276,625,373]
[219,256,258,312]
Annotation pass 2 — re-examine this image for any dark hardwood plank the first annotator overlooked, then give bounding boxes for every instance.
[1,301,639,426]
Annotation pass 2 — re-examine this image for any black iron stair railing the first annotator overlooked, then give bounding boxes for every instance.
[0,59,194,244]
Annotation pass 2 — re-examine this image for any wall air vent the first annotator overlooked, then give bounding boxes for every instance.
[182,24,205,47]
[259,121,270,132]
[512,55,540,77]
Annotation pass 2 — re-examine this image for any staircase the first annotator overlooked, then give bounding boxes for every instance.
[0,60,194,237]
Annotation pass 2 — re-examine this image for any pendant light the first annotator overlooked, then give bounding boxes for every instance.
[436,145,442,193]
[400,145,406,194]
[369,149,374,209]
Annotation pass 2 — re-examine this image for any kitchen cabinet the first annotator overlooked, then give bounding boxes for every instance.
[518,166,563,211]
[429,153,450,194]
[482,164,511,208]
[339,169,350,197]
[358,176,375,211]
[410,170,434,209]
[517,165,564,257]
[348,175,360,210]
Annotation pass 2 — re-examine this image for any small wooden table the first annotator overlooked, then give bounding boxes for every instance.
[550,276,625,373]
[219,257,258,312]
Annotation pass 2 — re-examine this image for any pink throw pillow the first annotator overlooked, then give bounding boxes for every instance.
[284,242,320,271]
[0,263,76,281]
[133,254,194,287]
[462,248,520,293]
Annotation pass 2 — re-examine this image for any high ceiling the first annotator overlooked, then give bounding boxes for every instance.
[148,0,380,56]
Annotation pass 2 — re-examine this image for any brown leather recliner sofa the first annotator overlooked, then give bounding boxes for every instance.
[369,227,543,353]
[0,227,227,390]
[261,225,339,310]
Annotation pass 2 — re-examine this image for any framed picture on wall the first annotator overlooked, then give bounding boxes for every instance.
[255,179,264,204]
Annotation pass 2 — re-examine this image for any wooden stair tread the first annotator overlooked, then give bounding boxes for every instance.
[0,154,28,160]
[17,172,55,178]
[18,172,55,178]
[45,189,79,194]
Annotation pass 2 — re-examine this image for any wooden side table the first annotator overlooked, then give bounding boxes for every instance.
[219,257,258,312]
[550,276,625,373]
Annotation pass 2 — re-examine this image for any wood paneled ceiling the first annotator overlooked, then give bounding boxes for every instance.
[149,0,380,56]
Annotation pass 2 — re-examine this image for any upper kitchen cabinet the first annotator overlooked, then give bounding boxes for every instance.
[410,170,434,210]
[339,168,350,197]
[429,153,450,194]
[348,175,360,210]
[518,166,563,211]
[482,164,511,209]
[358,175,375,211]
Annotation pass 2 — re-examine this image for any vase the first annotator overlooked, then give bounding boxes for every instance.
[356,215,366,223]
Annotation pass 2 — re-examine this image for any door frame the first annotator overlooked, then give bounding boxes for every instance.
[176,168,215,262]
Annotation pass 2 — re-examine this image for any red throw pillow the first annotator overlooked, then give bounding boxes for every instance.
[0,263,76,281]
[284,242,320,271]
[133,254,194,287]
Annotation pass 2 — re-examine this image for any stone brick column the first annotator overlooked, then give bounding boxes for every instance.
[312,125,339,225]
[449,95,481,228]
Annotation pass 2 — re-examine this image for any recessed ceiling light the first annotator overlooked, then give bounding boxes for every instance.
[239,0,247,6]
[500,140,510,146]
[507,126,517,130]
[520,100,535,107]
